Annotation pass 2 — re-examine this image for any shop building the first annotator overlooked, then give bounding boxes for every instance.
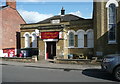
[20,0,120,60]
[20,8,93,60]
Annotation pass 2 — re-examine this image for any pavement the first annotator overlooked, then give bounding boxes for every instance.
[0,59,101,70]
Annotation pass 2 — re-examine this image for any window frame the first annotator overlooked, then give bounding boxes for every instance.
[77,30,85,48]
[107,3,117,44]
[68,30,75,48]
[86,29,94,48]
[23,32,30,48]
[68,32,74,47]
[31,32,37,48]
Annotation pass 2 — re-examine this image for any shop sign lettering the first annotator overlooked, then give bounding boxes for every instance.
[41,32,59,39]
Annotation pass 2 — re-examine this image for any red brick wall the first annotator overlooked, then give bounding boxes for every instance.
[0,7,25,49]
[0,11,2,49]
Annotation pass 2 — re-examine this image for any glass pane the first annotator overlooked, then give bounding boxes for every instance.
[108,4,116,41]
[109,24,115,41]
[109,4,116,24]
[69,32,74,46]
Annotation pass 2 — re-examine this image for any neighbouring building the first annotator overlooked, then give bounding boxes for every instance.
[0,0,26,57]
[93,0,120,58]
[20,0,120,61]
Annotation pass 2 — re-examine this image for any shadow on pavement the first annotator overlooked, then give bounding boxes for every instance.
[82,69,119,82]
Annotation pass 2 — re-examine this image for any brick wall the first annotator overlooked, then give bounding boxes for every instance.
[0,7,25,50]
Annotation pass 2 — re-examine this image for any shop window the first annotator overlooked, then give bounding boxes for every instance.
[86,29,94,48]
[31,33,37,48]
[69,32,74,47]
[77,30,85,48]
[24,33,30,48]
[108,4,117,43]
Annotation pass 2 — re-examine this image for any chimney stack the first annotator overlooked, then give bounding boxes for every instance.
[6,0,16,9]
[61,7,65,15]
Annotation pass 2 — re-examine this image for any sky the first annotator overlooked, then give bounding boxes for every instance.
[1,0,93,23]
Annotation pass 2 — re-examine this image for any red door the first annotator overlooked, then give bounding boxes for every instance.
[46,42,56,59]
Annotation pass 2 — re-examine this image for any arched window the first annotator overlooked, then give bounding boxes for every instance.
[69,32,74,47]
[108,3,116,43]
[86,29,94,48]
[31,32,37,48]
[77,30,85,48]
[24,32,30,48]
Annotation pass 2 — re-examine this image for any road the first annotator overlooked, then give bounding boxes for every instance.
[1,64,119,83]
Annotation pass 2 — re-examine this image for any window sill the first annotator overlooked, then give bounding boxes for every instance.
[68,46,74,48]
[108,41,117,44]
[67,47,94,49]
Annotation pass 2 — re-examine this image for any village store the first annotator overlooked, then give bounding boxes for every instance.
[20,8,93,60]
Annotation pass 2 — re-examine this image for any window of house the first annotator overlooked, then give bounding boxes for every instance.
[87,30,94,48]
[32,33,37,48]
[108,3,117,43]
[24,33,30,48]
[69,32,74,47]
[78,31,84,48]
[51,19,60,24]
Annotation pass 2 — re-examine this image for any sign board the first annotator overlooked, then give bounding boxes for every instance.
[3,48,15,57]
[51,19,60,24]
[41,32,59,39]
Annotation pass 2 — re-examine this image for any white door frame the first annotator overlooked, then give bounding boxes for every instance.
[44,39,58,60]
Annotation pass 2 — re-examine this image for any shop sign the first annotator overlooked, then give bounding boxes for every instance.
[41,32,59,39]
[3,48,15,57]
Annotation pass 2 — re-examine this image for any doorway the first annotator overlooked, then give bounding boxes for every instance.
[46,42,56,59]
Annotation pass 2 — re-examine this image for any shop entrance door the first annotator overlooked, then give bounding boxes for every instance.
[46,42,56,59]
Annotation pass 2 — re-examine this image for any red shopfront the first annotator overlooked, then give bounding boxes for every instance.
[41,31,59,59]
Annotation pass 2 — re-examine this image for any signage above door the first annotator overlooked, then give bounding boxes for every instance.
[41,32,59,39]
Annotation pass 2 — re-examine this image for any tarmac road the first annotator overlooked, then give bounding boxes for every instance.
[1,62,119,83]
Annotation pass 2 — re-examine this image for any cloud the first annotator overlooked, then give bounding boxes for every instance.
[18,10,53,23]
[58,10,82,17]
[18,9,91,23]
[69,11,82,17]
[69,11,92,19]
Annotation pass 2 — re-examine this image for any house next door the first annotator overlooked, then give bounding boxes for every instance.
[46,42,56,59]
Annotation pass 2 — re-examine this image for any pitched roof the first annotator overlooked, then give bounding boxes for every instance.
[0,6,9,10]
[37,14,84,24]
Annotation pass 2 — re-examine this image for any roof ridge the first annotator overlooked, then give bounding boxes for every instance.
[0,6,9,10]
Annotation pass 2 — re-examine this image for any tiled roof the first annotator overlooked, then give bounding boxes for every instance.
[37,14,84,24]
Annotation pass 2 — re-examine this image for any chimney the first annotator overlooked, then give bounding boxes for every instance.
[61,7,65,15]
[6,0,16,9]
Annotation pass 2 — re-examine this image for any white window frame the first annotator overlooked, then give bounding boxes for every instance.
[77,30,85,48]
[31,32,37,48]
[86,29,94,48]
[106,1,119,44]
[106,0,119,8]
[68,30,76,48]
[23,32,30,48]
